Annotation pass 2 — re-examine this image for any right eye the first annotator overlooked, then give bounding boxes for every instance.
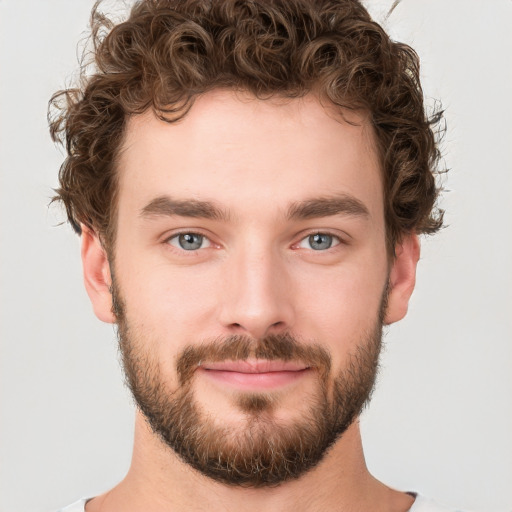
[167,232,211,251]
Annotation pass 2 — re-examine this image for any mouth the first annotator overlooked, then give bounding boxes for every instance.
[197,359,312,390]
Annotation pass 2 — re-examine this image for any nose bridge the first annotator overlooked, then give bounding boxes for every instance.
[219,238,294,338]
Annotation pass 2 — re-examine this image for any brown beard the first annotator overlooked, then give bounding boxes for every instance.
[113,280,385,488]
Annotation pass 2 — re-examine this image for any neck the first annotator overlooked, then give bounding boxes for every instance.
[86,412,414,512]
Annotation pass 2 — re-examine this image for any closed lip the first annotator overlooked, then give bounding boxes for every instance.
[200,359,310,373]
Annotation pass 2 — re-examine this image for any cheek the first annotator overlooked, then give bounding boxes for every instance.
[117,267,220,388]
[292,257,387,354]
[118,256,221,339]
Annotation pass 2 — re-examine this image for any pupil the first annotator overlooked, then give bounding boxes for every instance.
[310,233,332,250]
[179,233,202,250]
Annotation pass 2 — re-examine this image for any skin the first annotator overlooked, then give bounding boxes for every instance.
[81,90,419,512]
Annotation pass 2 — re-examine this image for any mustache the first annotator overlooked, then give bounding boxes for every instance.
[176,333,332,386]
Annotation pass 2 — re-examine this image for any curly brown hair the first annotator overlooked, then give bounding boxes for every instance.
[49,0,444,254]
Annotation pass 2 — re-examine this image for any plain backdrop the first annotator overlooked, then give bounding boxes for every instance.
[0,1,511,511]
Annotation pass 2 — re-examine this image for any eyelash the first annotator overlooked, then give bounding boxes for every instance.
[163,230,346,254]
[164,230,214,252]
[294,232,343,251]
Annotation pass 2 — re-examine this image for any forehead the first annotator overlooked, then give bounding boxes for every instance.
[117,90,383,221]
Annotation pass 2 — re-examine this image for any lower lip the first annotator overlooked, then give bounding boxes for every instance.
[199,368,310,390]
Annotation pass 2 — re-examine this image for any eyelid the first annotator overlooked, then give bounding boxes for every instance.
[292,229,348,250]
[298,233,339,250]
[162,229,218,250]
[160,228,349,252]
[168,233,211,250]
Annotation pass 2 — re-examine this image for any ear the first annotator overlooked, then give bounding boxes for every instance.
[81,225,115,324]
[384,233,420,325]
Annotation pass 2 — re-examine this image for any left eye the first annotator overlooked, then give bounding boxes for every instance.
[298,233,340,251]
[167,233,211,251]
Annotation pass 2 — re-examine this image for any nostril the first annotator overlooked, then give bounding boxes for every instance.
[228,323,246,333]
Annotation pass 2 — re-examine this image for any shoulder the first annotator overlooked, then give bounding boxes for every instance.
[56,498,90,512]
[409,494,468,512]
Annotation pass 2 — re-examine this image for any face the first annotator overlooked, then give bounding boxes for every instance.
[83,90,419,487]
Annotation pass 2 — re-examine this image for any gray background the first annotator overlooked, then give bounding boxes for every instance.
[1,1,511,511]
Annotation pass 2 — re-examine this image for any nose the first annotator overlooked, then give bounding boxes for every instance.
[218,244,295,340]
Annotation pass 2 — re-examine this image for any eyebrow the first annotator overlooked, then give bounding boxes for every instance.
[140,193,369,223]
[286,194,370,220]
[140,196,230,221]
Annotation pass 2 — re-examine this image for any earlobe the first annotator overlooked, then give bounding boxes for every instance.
[384,234,420,325]
[81,225,116,324]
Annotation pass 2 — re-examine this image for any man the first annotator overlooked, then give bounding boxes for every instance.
[50,1,455,511]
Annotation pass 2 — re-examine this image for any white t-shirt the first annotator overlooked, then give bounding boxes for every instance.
[57,494,465,511]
